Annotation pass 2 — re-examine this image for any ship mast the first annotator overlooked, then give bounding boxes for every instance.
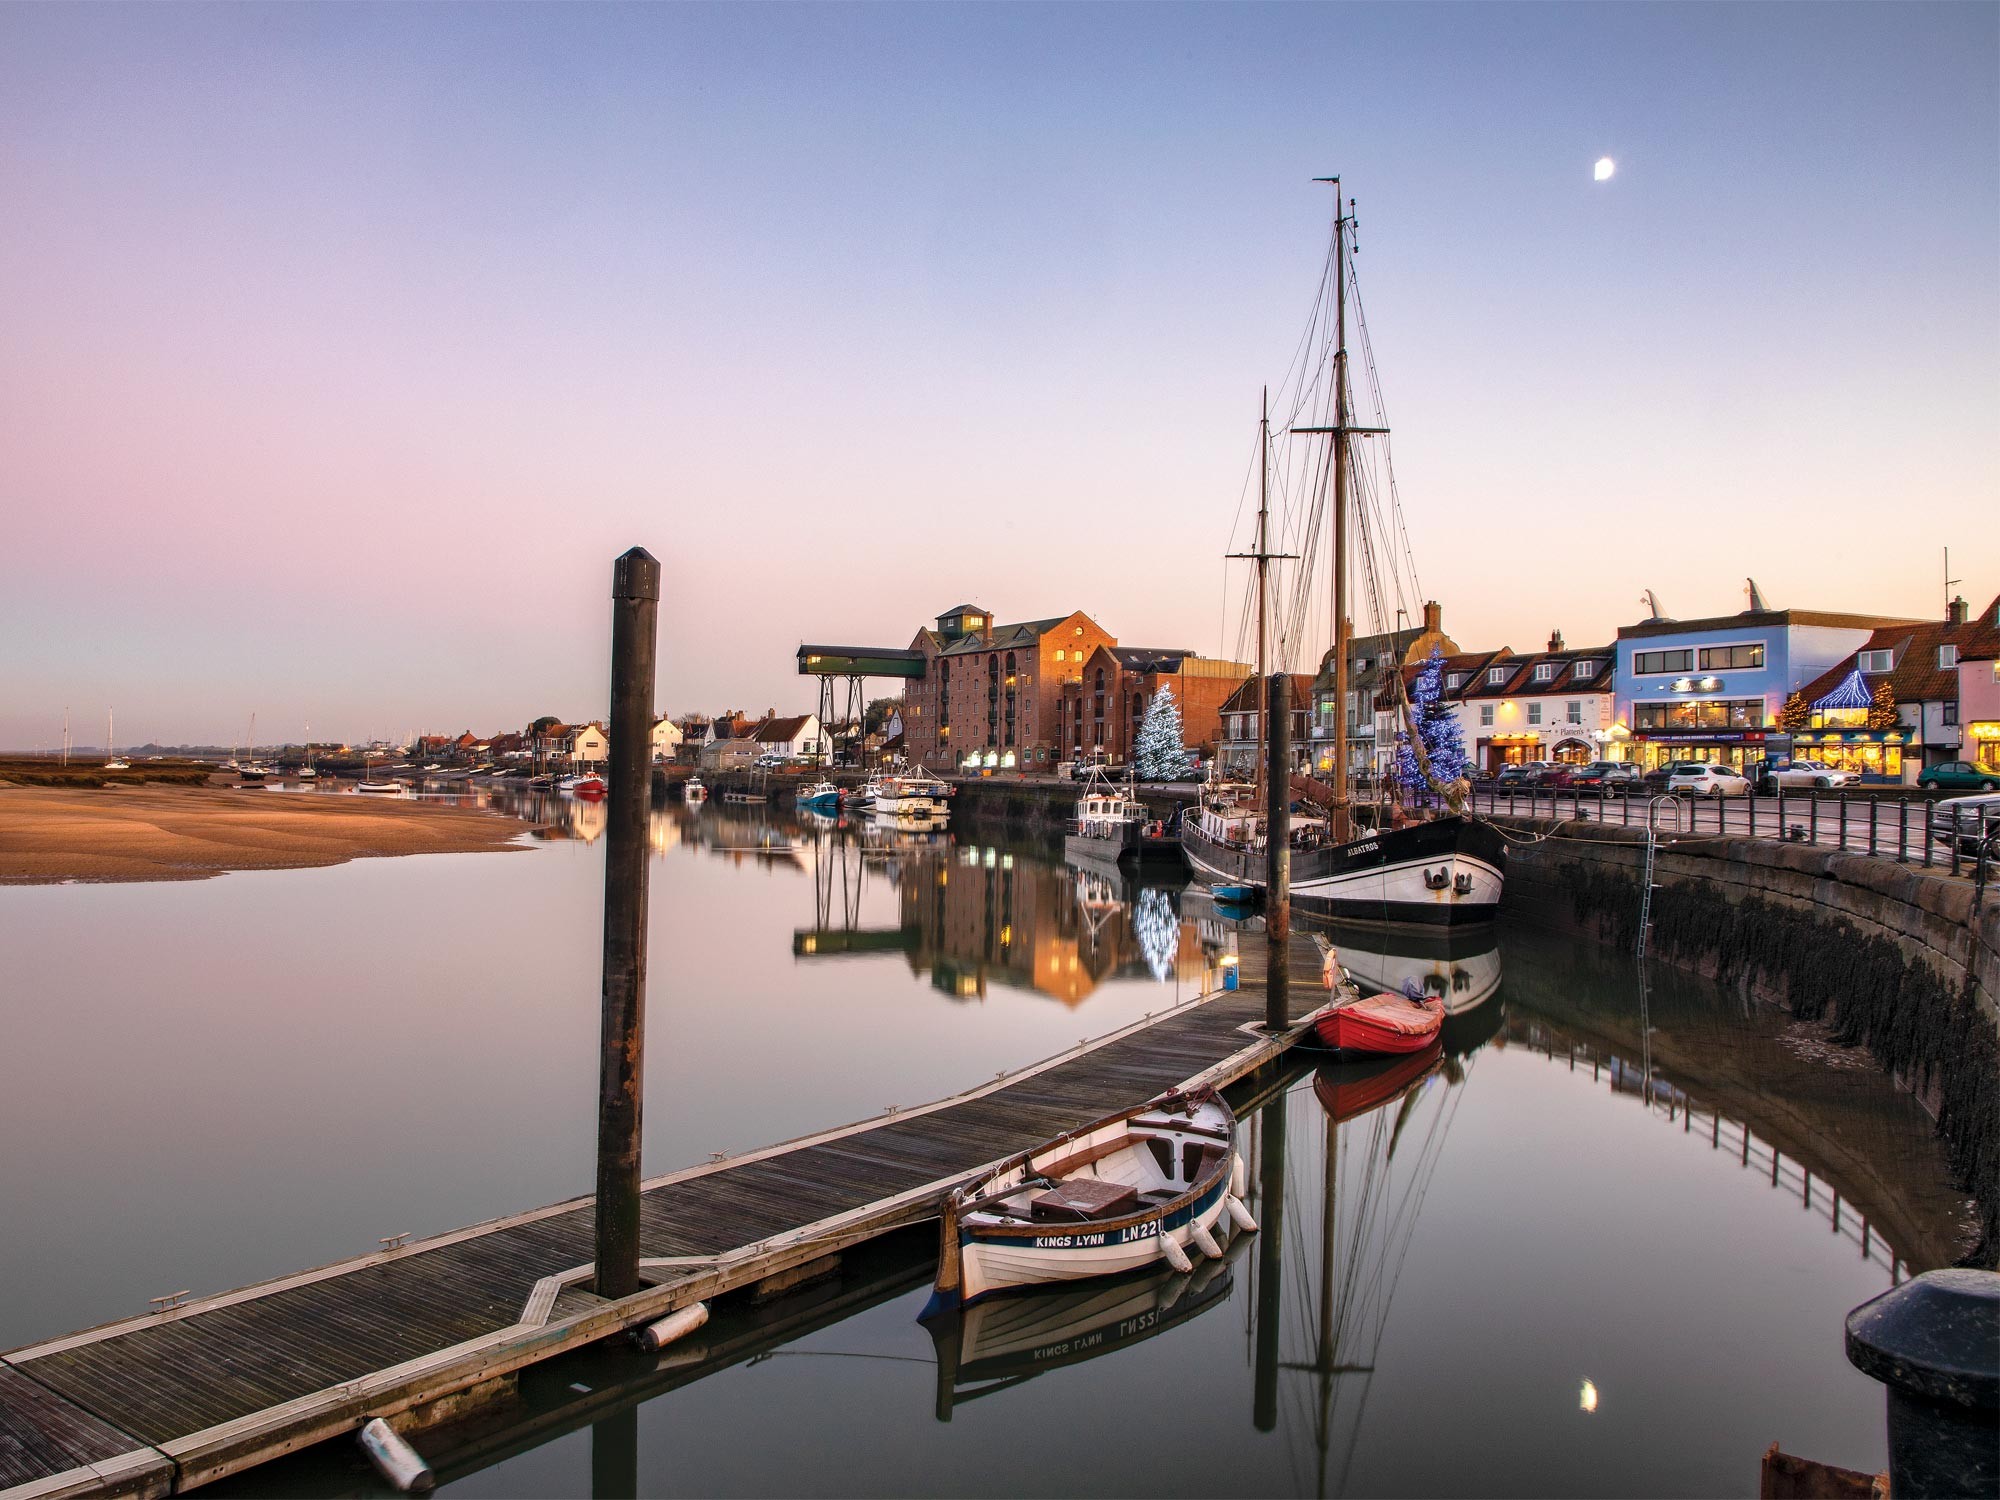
[1294,179,1387,843]
[1228,386,1294,788]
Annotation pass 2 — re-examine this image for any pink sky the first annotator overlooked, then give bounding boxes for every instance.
[2,5,1993,748]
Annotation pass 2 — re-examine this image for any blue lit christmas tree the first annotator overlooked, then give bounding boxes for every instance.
[1393,646,1468,791]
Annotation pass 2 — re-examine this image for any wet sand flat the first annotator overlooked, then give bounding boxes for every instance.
[0,785,534,884]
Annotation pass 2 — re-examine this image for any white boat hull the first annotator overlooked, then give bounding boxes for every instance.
[957,1179,1232,1304]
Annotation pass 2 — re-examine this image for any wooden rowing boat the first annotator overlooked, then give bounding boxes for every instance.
[926,1087,1256,1310]
[1313,990,1444,1056]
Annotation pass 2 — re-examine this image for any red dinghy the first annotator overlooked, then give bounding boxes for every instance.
[1314,991,1444,1056]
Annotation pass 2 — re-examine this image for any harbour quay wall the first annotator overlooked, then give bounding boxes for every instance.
[1493,815,1999,1265]
[943,776,1197,837]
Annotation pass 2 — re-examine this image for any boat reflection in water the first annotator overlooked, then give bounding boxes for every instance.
[925,1227,1245,1421]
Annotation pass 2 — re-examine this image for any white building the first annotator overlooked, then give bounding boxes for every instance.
[650,716,683,763]
[1437,635,1620,772]
[749,712,826,763]
[570,723,610,768]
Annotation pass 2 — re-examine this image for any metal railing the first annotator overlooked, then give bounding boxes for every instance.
[1468,783,2000,878]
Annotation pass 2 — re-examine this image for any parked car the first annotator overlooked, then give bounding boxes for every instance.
[1917,760,2000,793]
[1642,760,1704,794]
[1570,762,1644,794]
[1665,762,1750,798]
[1930,792,2000,855]
[1758,758,1861,791]
[754,753,787,769]
[1494,763,1542,791]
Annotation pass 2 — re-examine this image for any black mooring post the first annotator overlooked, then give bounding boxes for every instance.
[596,547,660,1299]
[1251,1089,1289,1433]
[1846,1269,1999,1499]
[1265,672,1291,1032]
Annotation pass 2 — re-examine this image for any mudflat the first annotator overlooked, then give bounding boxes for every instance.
[0,785,534,884]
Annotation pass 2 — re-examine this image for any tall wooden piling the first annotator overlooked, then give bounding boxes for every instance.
[596,546,661,1299]
[1265,671,1291,1031]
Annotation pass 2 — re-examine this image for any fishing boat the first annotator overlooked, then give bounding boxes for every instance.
[683,776,708,804]
[1062,769,1150,868]
[872,776,950,818]
[1179,183,1504,926]
[795,780,842,813]
[928,1086,1256,1309]
[559,773,607,797]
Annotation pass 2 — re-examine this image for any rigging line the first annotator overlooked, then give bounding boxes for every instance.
[1346,248,1425,604]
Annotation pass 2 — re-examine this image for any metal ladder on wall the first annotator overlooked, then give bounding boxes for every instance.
[1636,796,1687,960]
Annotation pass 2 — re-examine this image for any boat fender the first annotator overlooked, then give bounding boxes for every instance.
[358,1418,434,1494]
[1191,1223,1224,1260]
[634,1301,710,1352]
[1231,1153,1247,1199]
[1225,1195,1259,1234]
[1160,1234,1194,1274]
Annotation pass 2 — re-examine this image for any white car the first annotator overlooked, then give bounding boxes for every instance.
[1769,759,1859,790]
[1665,762,1749,798]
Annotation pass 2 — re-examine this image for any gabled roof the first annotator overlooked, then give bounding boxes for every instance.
[1111,646,1196,672]
[1794,603,2000,706]
[751,714,813,743]
[936,614,1082,656]
[1619,608,1922,641]
[1455,645,1616,701]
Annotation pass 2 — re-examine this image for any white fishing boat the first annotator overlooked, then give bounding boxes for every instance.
[355,779,405,796]
[1179,183,1503,926]
[929,1087,1255,1309]
[872,775,951,821]
[683,776,708,804]
[1063,769,1150,868]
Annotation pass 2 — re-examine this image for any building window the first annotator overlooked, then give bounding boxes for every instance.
[1054,648,1065,662]
[1698,644,1765,670]
[1635,698,1765,731]
[1633,649,1695,675]
[1567,701,1582,724]
[1942,701,1958,726]
[1445,673,1463,689]
[1858,649,1893,674]
[1939,645,1959,669]
[1527,703,1542,725]
[1533,663,1555,682]
[1480,706,1494,727]
[1487,667,1508,686]
[1575,660,1596,680]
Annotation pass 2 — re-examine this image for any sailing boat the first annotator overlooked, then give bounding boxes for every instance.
[103,710,129,771]
[299,721,316,781]
[1180,183,1504,925]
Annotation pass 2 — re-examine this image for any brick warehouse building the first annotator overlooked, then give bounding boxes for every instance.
[900,604,1249,772]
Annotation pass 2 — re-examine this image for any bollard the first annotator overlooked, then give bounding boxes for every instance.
[357,1418,434,1494]
[596,547,660,1300]
[1845,1268,1999,1499]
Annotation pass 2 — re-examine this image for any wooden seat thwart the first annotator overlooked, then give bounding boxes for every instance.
[1032,1178,1139,1221]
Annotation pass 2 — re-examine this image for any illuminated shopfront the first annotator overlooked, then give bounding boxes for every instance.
[1789,730,1906,780]
[1968,722,1999,774]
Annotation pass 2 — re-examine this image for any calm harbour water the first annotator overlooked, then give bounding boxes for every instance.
[0,788,1972,1497]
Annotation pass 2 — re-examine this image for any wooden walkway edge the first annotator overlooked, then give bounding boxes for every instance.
[0,935,1325,1500]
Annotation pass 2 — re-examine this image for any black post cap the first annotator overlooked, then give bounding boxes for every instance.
[612,548,660,601]
[1846,1268,1999,1411]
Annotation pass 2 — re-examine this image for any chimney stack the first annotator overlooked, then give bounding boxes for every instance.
[1422,600,1441,633]
[1947,595,1968,627]
[1549,628,1565,653]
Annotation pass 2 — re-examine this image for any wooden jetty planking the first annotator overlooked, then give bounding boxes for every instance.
[0,954,1323,1499]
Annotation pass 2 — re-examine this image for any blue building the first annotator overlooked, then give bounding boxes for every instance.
[1614,605,1919,772]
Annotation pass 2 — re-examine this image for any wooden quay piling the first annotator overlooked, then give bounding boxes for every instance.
[0,933,1326,1500]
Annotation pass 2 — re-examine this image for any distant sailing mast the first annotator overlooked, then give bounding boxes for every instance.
[1227,387,1296,789]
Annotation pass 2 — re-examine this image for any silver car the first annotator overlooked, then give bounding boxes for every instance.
[1770,759,1859,790]
[1665,762,1750,798]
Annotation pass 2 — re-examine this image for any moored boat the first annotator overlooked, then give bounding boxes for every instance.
[795,780,842,813]
[559,773,607,797]
[1062,770,1148,868]
[1312,987,1444,1056]
[683,776,708,804]
[929,1086,1255,1310]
